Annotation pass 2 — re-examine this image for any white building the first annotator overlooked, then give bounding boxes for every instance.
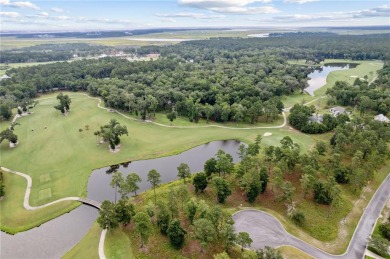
[330,106,347,116]
[374,114,390,123]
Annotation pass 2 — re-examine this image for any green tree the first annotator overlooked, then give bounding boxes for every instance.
[193,218,216,252]
[236,232,253,252]
[114,199,135,225]
[215,150,234,177]
[256,246,283,259]
[193,172,208,193]
[156,201,171,235]
[220,223,236,252]
[133,212,153,248]
[204,157,217,177]
[167,189,179,218]
[186,198,198,224]
[97,200,118,230]
[0,103,12,120]
[124,173,141,196]
[110,171,124,204]
[212,176,232,203]
[147,169,161,205]
[177,184,190,210]
[167,111,177,125]
[260,166,269,193]
[167,219,186,248]
[54,93,71,115]
[300,173,315,198]
[96,119,128,150]
[177,163,191,182]
[315,141,327,155]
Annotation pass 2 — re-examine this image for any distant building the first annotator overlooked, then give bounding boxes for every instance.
[374,114,390,123]
[330,106,347,116]
[309,114,323,123]
[0,75,11,81]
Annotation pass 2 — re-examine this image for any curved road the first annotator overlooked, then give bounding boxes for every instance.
[233,174,390,258]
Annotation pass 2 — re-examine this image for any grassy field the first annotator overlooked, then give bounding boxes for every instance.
[0,171,79,234]
[62,222,101,259]
[0,61,59,76]
[313,60,383,96]
[0,92,319,233]
[0,30,289,50]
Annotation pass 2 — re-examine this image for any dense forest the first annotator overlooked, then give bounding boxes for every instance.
[1,33,389,123]
[0,43,112,63]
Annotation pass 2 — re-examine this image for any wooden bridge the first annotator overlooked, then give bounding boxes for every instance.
[78,198,102,210]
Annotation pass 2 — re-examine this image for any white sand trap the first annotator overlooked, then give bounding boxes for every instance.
[350,75,358,78]
[263,132,272,137]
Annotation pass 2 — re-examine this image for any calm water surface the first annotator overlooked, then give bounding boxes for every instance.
[305,63,357,96]
[88,140,242,202]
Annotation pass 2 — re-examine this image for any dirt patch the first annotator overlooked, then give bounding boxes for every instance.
[263,132,272,137]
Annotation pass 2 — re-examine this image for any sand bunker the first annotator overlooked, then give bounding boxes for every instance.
[263,132,272,137]
[350,75,358,78]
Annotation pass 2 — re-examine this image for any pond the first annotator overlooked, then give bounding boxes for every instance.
[1,140,242,258]
[88,140,242,202]
[305,63,357,96]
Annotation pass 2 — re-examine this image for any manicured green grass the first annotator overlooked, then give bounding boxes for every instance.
[105,227,135,259]
[0,92,317,233]
[278,246,313,259]
[282,91,316,108]
[0,172,79,234]
[62,222,101,259]
[314,60,383,96]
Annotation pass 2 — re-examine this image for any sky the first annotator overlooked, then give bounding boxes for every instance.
[0,0,389,32]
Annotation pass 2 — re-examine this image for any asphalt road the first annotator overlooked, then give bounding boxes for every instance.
[233,174,390,259]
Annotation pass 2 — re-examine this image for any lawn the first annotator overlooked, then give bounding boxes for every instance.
[0,92,318,233]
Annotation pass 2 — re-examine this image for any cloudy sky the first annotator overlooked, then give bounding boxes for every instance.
[0,0,389,31]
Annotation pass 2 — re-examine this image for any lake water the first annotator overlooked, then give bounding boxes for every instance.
[88,140,242,202]
[1,140,242,258]
[305,63,357,96]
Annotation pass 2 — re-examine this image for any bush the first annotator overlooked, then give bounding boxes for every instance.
[313,181,332,205]
[0,171,4,197]
[291,210,305,225]
[167,219,186,248]
[368,236,390,258]
[193,172,208,193]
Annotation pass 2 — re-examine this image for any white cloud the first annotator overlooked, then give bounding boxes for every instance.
[284,0,319,4]
[178,0,278,14]
[351,4,390,18]
[160,18,176,23]
[155,12,225,19]
[274,14,338,22]
[37,12,48,17]
[1,0,39,9]
[0,11,21,18]
[51,7,63,13]
[210,6,279,14]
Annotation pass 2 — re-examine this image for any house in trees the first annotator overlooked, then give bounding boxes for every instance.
[374,114,390,123]
[309,114,323,123]
[330,106,348,117]
[0,75,11,81]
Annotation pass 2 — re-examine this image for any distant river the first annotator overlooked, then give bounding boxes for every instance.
[305,63,357,96]
[1,140,242,258]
